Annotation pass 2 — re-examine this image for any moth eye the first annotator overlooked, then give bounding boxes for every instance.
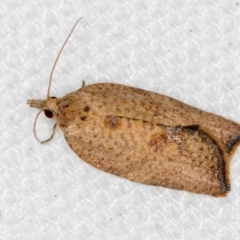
[44,110,53,118]
[51,96,57,99]
[83,106,90,112]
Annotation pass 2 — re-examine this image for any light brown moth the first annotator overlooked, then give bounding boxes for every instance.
[27,19,240,197]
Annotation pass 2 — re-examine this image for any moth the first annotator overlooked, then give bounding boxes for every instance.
[27,18,240,197]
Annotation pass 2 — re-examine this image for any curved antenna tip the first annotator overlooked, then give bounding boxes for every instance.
[33,110,58,144]
[47,17,83,98]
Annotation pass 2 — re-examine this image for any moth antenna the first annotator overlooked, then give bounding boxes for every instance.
[47,17,83,98]
[33,110,58,144]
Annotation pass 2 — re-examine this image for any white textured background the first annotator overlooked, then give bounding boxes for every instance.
[1,1,240,239]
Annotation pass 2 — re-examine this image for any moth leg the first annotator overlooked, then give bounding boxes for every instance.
[41,123,58,144]
[76,81,86,91]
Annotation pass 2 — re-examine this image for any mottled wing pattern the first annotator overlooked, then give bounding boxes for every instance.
[64,115,229,197]
[28,82,240,196]
[79,83,240,154]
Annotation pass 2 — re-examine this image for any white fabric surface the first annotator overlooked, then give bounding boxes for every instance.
[1,1,240,239]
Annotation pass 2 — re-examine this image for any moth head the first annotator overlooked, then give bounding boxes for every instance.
[27,17,83,144]
[44,97,57,119]
[27,96,59,144]
[27,97,58,117]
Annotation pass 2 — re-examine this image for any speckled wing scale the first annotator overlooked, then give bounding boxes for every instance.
[28,83,240,197]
